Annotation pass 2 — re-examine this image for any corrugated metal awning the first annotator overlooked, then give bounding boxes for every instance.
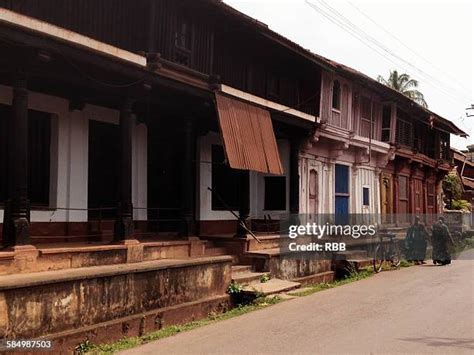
[215,93,284,175]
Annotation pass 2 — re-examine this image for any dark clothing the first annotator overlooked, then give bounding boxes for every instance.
[405,224,428,262]
[432,221,453,265]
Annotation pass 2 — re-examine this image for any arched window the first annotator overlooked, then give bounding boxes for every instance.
[332,80,341,110]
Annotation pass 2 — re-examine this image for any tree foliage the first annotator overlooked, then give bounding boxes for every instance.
[377,70,428,108]
[443,172,472,211]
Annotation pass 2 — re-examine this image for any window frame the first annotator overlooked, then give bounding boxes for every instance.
[331,80,342,112]
[362,186,370,207]
[360,96,375,139]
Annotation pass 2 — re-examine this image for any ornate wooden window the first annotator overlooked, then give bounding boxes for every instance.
[439,132,450,160]
[396,118,413,147]
[174,13,192,67]
[360,96,375,138]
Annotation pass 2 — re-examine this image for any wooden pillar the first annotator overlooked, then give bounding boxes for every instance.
[2,71,31,247]
[180,116,196,237]
[114,98,135,241]
[289,139,300,223]
[235,170,250,238]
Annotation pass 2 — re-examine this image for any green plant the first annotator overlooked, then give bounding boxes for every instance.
[74,340,94,354]
[377,70,428,107]
[260,273,270,283]
[451,199,472,212]
[227,281,243,294]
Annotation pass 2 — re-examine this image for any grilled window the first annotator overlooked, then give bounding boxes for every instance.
[396,118,413,147]
[174,14,192,67]
[439,133,450,160]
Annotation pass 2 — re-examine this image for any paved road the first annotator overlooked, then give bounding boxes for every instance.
[122,256,474,354]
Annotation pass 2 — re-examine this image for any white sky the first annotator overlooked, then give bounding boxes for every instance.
[224,0,474,150]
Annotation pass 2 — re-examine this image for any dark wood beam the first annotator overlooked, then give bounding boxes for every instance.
[114,98,135,241]
[2,70,31,247]
[180,116,197,237]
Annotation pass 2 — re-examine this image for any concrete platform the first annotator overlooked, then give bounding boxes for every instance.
[243,279,301,296]
[0,255,233,351]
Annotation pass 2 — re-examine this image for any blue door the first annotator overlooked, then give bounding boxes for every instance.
[335,164,349,224]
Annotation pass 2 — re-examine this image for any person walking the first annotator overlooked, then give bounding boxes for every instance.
[431,216,454,265]
[405,216,428,264]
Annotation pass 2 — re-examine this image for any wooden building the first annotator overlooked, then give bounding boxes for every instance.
[0,0,467,247]
[0,1,468,347]
[300,61,466,225]
[0,0,325,247]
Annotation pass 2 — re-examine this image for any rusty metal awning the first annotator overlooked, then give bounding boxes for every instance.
[215,93,284,175]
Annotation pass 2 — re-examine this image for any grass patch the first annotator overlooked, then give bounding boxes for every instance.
[79,296,282,354]
[288,268,374,297]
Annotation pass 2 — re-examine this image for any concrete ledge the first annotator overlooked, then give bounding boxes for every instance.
[38,244,127,255]
[0,256,232,290]
[0,256,232,340]
[46,294,231,352]
[291,271,335,286]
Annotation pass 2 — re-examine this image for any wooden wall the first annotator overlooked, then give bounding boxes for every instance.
[0,0,320,116]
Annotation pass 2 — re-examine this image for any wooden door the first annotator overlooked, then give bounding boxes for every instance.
[414,179,423,215]
[335,164,349,224]
[381,174,393,224]
[398,175,409,223]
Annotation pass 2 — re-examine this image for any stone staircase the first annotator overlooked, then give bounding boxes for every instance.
[231,264,302,296]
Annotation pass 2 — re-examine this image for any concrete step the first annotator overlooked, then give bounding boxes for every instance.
[204,247,228,256]
[243,278,301,296]
[231,265,253,274]
[333,249,368,260]
[232,271,266,284]
[347,259,373,269]
[291,270,335,286]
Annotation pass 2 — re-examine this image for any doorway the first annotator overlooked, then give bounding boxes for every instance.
[88,120,119,220]
[335,164,349,224]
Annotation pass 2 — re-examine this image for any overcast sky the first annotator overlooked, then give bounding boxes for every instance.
[224,0,473,150]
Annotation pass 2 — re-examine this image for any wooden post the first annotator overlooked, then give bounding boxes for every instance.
[2,71,31,247]
[114,98,135,241]
[180,116,196,237]
[289,139,300,224]
[235,170,250,238]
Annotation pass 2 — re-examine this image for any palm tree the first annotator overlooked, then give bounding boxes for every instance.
[377,70,428,108]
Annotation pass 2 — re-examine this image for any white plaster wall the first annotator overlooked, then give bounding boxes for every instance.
[353,167,380,215]
[0,85,148,223]
[197,132,290,221]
